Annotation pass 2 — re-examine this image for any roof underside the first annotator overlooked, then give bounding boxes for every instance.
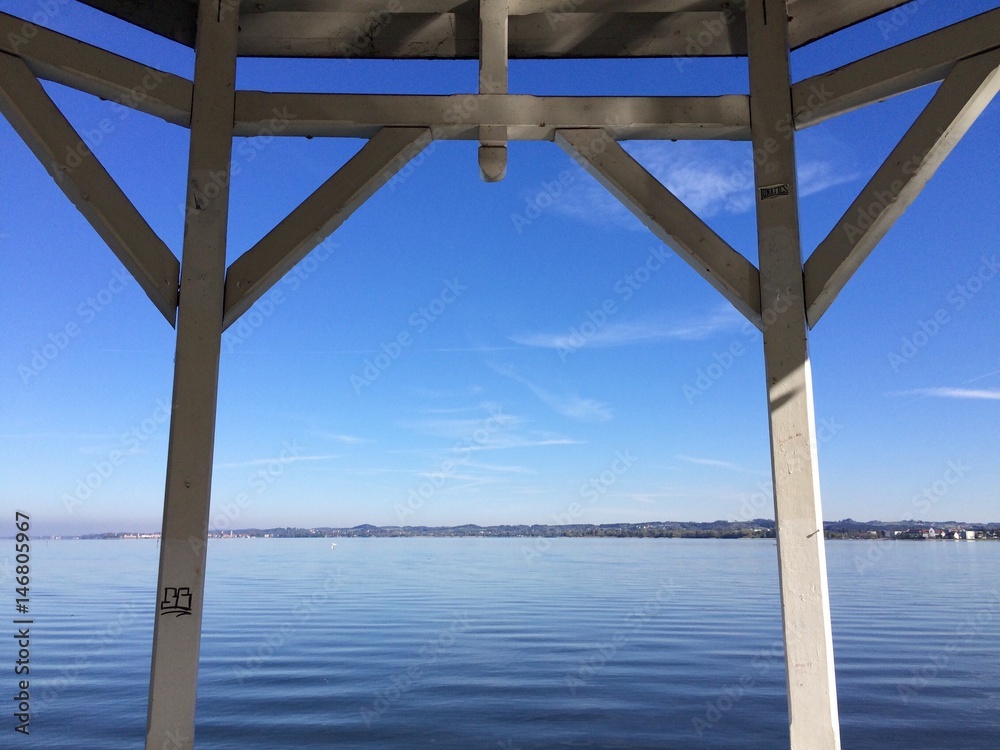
[77,0,911,58]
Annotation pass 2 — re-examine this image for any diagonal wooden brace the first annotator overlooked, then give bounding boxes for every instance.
[556,128,762,328]
[0,51,179,324]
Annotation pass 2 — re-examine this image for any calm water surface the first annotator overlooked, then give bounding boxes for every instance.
[13,538,1000,748]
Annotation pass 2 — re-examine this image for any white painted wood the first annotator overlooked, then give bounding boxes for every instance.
[234,10,741,58]
[0,51,179,323]
[77,0,198,46]
[556,128,762,328]
[794,8,1000,129]
[74,0,909,57]
[223,126,432,329]
[805,48,1000,327]
[145,1,239,748]
[0,11,192,127]
[746,1,841,747]
[479,0,509,181]
[234,92,751,141]
[238,1,730,12]
[788,0,908,50]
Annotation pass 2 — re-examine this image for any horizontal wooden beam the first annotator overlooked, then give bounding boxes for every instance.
[237,1,729,12]
[235,10,742,58]
[223,127,432,329]
[0,51,179,324]
[794,8,1000,128]
[0,12,192,127]
[805,48,1000,327]
[234,92,750,140]
[75,0,907,58]
[788,0,908,50]
[556,128,762,328]
[78,0,197,47]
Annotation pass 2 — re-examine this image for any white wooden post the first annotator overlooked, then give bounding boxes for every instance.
[145,1,238,748]
[746,1,841,747]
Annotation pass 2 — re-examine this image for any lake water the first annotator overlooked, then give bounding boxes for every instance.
[10,538,1000,748]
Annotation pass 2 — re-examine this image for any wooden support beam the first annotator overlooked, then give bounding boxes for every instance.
[234,10,743,58]
[237,1,730,13]
[145,1,238,748]
[0,51,179,324]
[556,128,762,328]
[223,126,431,329]
[805,48,1000,328]
[746,1,841,747]
[72,0,906,58]
[793,8,1000,129]
[788,0,908,50]
[77,0,198,47]
[234,92,751,141]
[0,11,193,127]
[479,0,509,182]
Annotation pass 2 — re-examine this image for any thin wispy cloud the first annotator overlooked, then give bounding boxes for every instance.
[628,494,659,505]
[548,141,856,229]
[543,393,614,422]
[678,455,754,473]
[510,307,742,351]
[403,413,520,441]
[313,432,369,444]
[402,406,582,453]
[461,460,535,475]
[796,160,859,198]
[896,387,1000,402]
[627,142,755,216]
[964,370,1000,385]
[0,431,120,441]
[462,436,585,452]
[489,363,614,423]
[215,454,341,469]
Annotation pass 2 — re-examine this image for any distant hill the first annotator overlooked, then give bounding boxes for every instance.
[74,519,1000,541]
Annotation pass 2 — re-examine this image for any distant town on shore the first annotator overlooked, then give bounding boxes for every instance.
[69,519,1000,541]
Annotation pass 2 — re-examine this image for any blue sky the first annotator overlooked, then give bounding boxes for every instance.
[2,1,998,536]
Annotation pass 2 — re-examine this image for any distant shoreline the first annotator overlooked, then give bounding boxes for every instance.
[35,519,1000,541]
